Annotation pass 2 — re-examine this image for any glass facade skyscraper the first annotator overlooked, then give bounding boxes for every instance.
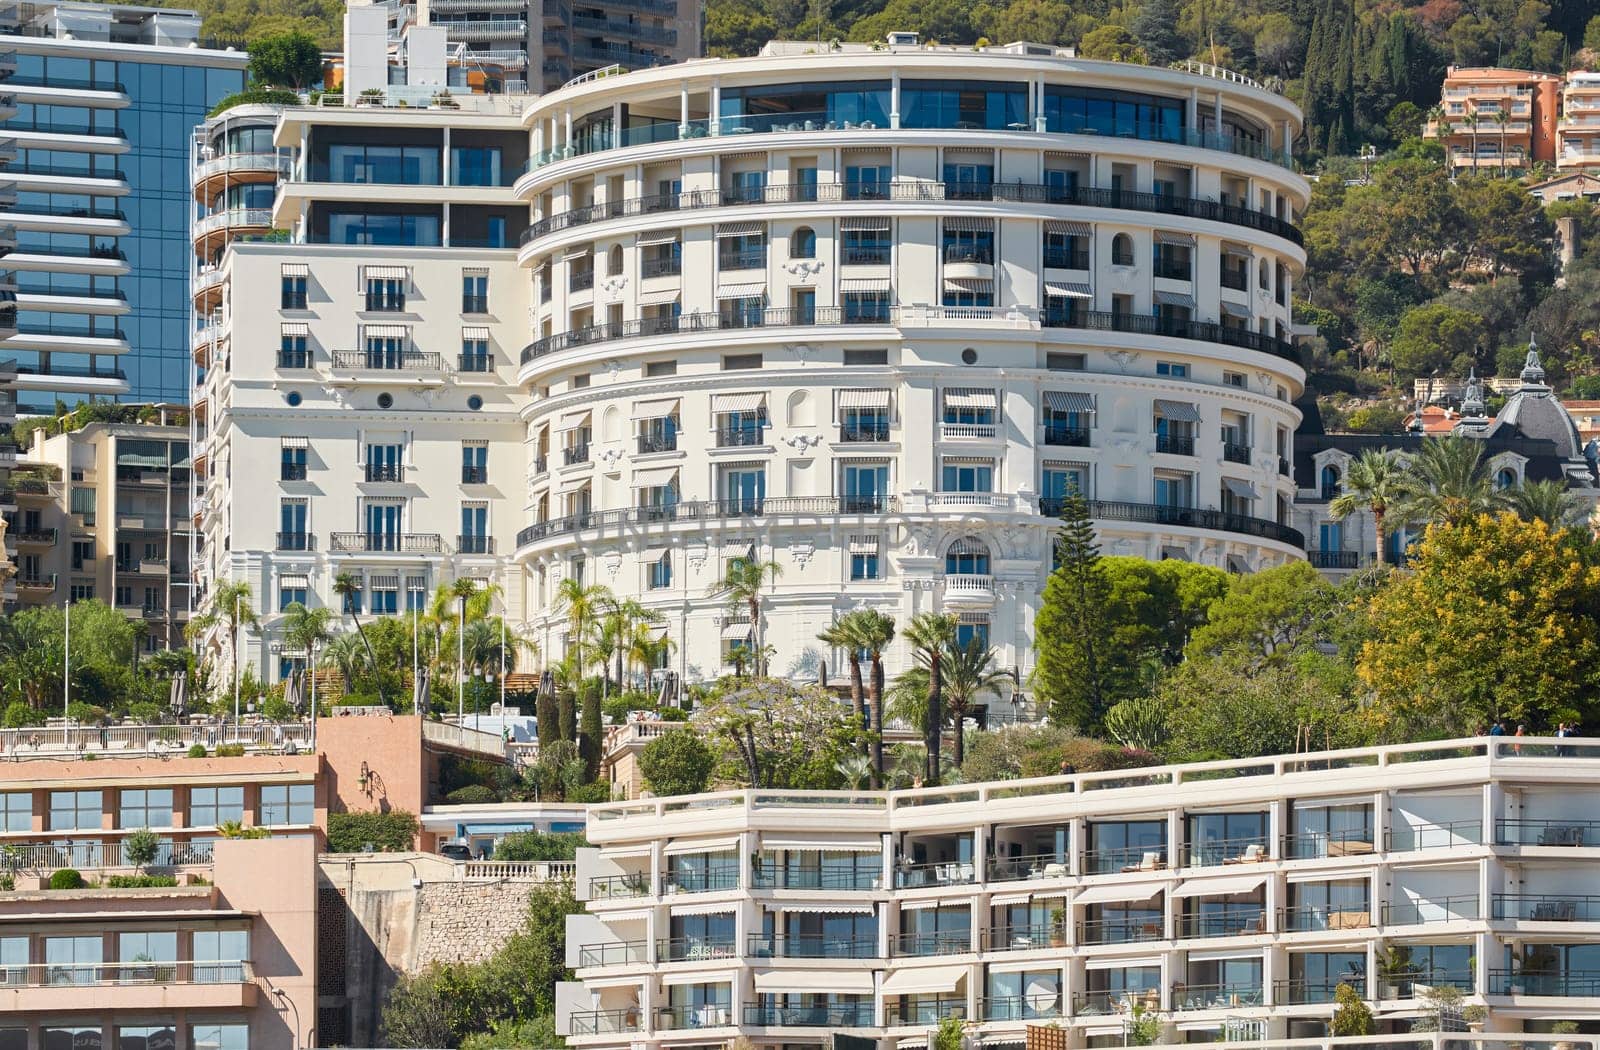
[3,2,246,413]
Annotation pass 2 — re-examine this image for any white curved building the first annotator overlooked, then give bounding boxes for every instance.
[512,40,1309,692]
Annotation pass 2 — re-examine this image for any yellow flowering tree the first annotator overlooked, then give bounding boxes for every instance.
[1359,513,1600,735]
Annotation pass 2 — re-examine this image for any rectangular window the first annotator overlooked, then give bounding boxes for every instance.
[43,937,102,986]
[460,503,489,554]
[69,584,95,602]
[279,499,308,550]
[116,1028,175,1050]
[645,360,677,377]
[191,930,250,983]
[462,442,488,485]
[370,581,399,614]
[71,541,93,571]
[941,460,993,492]
[723,353,763,371]
[1156,361,1189,378]
[1047,352,1087,371]
[119,788,173,830]
[844,164,891,200]
[843,349,889,366]
[365,276,406,312]
[189,1024,248,1050]
[463,273,488,313]
[842,292,891,323]
[189,787,244,829]
[281,274,307,310]
[49,790,101,831]
[279,578,307,612]
[647,551,672,590]
[280,443,307,481]
[1223,371,1245,387]
[451,146,502,187]
[365,443,404,483]
[280,331,309,368]
[0,792,30,833]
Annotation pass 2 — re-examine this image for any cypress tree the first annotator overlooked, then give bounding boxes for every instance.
[1034,488,1111,731]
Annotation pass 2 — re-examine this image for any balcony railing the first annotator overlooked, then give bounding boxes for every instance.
[458,354,492,373]
[750,867,879,891]
[893,858,976,888]
[716,426,765,448]
[12,527,55,544]
[1083,844,1167,874]
[1279,904,1372,932]
[1155,434,1196,455]
[655,937,737,962]
[1044,248,1089,269]
[1385,818,1483,851]
[1495,818,1599,846]
[885,997,967,1026]
[1490,969,1600,996]
[328,532,445,553]
[587,873,650,899]
[332,350,444,372]
[1223,442,1252,464]
[1307,550,1359,569]
[662,868,737,894]
[0,959,251,988]
[562,443,590,465]
[1492,893,1600,922]
[364,463,404,482]
[277,351,311,369]
[462,464,489,484]
[276,531,312,551]
[1079,916,1165,944]
[1180,836,1269,868]
[1060,310,1301,364]
[576,940,647,967]
[889,930,972,956]
[1176,907,1266,938]
[743,1003,871,1027]
[521,308,891,363]
[1075,989,1159,1015]
[1042,424,1091,447]
[746,933,877,959]
[1172,982,1265,1011]
[516,495,902,547]
[1041,487,1308,547]
[987,851,1071,882]
[458,535,494,554]
[1275,979,1361,1005]
[521,180,1302,245]
[636,433,678,454]
[1,840,212,871]
[839,424,891,443]
[980,995,1061,1022]
[987,923,1060,951]
[569,1008,641,1036]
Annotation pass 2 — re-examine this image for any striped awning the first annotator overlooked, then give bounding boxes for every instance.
[848,535,879,554]
[632,397,679,419]
[1219,300,1251,319]
[1045,220,1092,236]
[638,288,680,305]
[1044,282,1092,298]
[280,322,309,336]
[944,277,992,294]
[948,535,990,554]
[1154,399,1202,422]
[280,436,309,449]
[721,623,754,640]
[462,326,490,340]
[631,466,679,488]
[713,392,765,413]
[635,228,678,247]
[279,574,308,588]
[1153,231,1195,246]
[364,324,408,339]
[1043,391,1095,413]
[722,538,754,555]
[1161,546,1190,561]
[944,217,993,232]
[840,278,891,293]
[364,265,408,280]
[1221,241,1254,257]
[1154,290,1195,308]
[528,258,548,274]
[1223,478,1258,500]
[716,222,764,238]
[558,474,591,494]
[838,389,890,410]
[370,575,400,589]
[280,263,309,277]
[717,283,766,300]
[840,216,891,231]
[556,409,591,431]
[943,388,995,409]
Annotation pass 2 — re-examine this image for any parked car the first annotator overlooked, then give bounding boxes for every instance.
[439,842,472,862]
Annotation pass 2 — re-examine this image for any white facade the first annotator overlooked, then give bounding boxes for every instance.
[561,735,1600,1048]
[511,45,1310,689]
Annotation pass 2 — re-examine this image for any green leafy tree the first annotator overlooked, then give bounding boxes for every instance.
[553,578,611,689]
[695,678,861,789]
[1389,303,1486,376]
[122,828,161,873]
[332,573,386,707]
[1359,513,1600,736]
[1131,0,1183,64]
[639,728,717,796]
[494,831,588,861]
[1186,562,1339,665]
[1077,24,1147,62]
[188,580,259,699]
[326,810,418,852]
[280,602,332,712]
[818,613,869,742]
[247,30,324,89]
[1331,982,1374,1036]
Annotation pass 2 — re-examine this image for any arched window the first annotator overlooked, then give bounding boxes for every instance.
[607,244,623,276]
[791,226,816,259]
[1111,233,1133,267]
[1258,257,1270,290]
[1496,467,1517,490]
[945,536,991,576]
[1320,465,1341,499]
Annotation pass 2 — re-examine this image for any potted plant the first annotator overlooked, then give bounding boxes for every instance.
[357,88,384,107]
[1049,906,1067,947]
[1553,1020,1579,1050]
[1463,1004,1487,1032]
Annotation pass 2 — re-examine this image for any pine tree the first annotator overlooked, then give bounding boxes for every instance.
[1132,0,1185,66]
[1034,488,1111,731]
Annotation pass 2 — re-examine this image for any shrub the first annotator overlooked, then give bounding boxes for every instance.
[1331,982,1374,1036]
[566,781,612,804]
[0,875,12,891]
[187,744,208,758]
[327,809,418,852]
[494,830,588,862]
[444,784,498,805]
[122,828,161,871]
[106,874,178,888]
[2,701,44,729]
[933,1015,965,1050]
[207,86,301,117]
[1018,736,1161,779]
[214,744,245,757]
[640,729,715,796]
[49,869,86,890]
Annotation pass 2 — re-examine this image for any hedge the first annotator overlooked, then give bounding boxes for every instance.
[326,809,418,853]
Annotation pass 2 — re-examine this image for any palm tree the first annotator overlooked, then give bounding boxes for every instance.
[1493,108,1510,176]
[280,602,333,716]
[1511,480,1589,529]
[1398,435,1509,528]
[903,612,957,785]
[321,633,368,694]
[818,612,868,743]
[597,597,650,692]
[188,580,259,696]
[332,572,385,706]
[710,556,782,676]
[940,638,1012,768]
[1329,449,1410,565]
[625,627,672,696]
[553,578,611,688]
[856,610,896,784]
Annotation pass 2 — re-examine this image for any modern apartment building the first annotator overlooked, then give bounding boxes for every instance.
[12,405,193,647]
[1558,71,1600,171]
[559,735,1600,1048]
[511,41,1307,694]
[190,93,530,674]
[1,1,247,412]
[1423,66,1560,173]
[1293,351,1600,573]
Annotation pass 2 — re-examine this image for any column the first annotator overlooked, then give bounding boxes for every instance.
[679,81,689,136]
[710,78,721,135]
[1034,75,1046,132]
[890,70,901,129]
[611,101,623,150]
[1212,93,1223,137]
[1186,88,1198,138]
[564,109,573,155]
[442,125,451,186]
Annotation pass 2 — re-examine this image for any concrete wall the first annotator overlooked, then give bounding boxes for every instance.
[214,837,319,1050]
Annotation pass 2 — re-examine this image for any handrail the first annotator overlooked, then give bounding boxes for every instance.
[521,179,1301,246]
[516,496,900,548]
